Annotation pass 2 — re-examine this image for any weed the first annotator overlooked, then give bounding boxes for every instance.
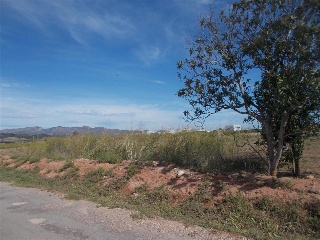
[134,183,148,194]
[126,162,140,178]
[144,185,171,204]
[130,212,145,220]
[29,166,41,174]
[303,198,320,236]
[0,167,55,189]
[186,180,213,204]
[254,196,313,236]
[59,167,79,181]
[28,156,41,163]
[97,152,122,164]
[84,167,105,183]
[266,178,293,189]
[104,169,114,177]
[1,161,10,167]
[304,198,320,219]
[278,179,293,189]
[12,158,29,168]
[59,161,74,172]
[104,176,128,192]
[213,180,228,192]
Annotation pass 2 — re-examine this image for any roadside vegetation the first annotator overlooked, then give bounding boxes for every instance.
[0,130,267,173]
[1,131,319,240]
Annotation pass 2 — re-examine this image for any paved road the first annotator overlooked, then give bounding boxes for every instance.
[0,182,249,240]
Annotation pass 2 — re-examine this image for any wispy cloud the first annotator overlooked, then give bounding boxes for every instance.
[151,80,166,85]
[0,83,12,88]
[3,0,135,45]
[2,0,47,30]
[2,0,198,64]
[53,3,135,44]
[134,45,167,65]
[0,82,30,88]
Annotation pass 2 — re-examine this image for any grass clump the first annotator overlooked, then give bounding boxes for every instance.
[143,185,171,204]
[125,162,141,178]
[266,178,293,190]
[133,183,148,194]
[104,177,128,192]
[84,167,105,183]
[59,161,75,172]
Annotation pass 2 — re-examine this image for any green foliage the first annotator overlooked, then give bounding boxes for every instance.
[177,0,320,176]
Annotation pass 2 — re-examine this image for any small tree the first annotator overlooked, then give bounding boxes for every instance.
[177,0,320,176]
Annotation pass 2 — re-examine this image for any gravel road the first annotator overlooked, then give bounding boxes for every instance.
[0,182,251,240]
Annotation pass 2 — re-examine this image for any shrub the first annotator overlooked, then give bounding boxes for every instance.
[84,167,105,183]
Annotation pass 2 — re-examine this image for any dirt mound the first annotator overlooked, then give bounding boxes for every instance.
[1,155,319,205]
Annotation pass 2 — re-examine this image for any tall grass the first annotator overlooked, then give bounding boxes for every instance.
[10,131,264,172]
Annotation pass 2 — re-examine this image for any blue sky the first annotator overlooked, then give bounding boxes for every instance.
[1,0,247,131]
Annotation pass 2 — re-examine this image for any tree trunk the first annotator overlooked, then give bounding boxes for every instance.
[293,159,300,177]
[269,150,283,177]
[264,122,276,175]
[292,139,303,177]
[269,162,278,176]
[265,112,288,176]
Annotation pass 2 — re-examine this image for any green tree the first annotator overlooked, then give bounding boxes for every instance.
[177,0,320,176]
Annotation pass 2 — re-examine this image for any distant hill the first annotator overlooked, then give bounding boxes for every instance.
[0,126,132,136]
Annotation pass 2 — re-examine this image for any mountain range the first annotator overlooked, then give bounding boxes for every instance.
[0,126,132,136]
